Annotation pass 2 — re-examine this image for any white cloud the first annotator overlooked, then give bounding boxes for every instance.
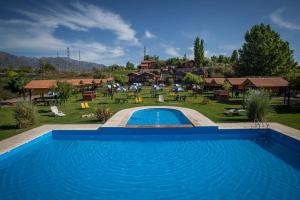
[18,2,139,44]
[165,47,180,57]
[145,30,156,39]
[270,8,300,30]
[0,2,138,64]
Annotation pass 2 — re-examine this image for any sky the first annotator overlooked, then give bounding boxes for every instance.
[0,0,299,66]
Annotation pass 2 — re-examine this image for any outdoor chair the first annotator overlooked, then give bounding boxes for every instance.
[224,108,245,116]
[50,106,66,117]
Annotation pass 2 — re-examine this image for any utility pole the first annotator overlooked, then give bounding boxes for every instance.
[78,50,81,72]
[67,47,70,72]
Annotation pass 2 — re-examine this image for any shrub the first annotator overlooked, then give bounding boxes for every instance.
[182,72,204,85]
[245,90,271,121]
[51,81,74,105]
[15,101,36,128]
[201,97,209,105]
[95,107,113,122]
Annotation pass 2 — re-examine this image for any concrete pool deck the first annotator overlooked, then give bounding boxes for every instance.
[103,106,217,127]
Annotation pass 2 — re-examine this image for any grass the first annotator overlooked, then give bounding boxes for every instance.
[0,86,299,141]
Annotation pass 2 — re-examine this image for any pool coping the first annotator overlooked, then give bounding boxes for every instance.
[103,106,217,127]
[0,123,299,156]
[0,124,102,156]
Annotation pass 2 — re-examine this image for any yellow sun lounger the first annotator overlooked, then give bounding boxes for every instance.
[81,103,86,109]
[84,102,90,109]
[135,97,143,103]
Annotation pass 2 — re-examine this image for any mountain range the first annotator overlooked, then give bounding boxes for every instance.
[0,51,106,70]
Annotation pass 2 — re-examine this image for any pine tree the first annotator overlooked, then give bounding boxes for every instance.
[194,37,205,67]
[230,50,239,63]
[237,23,297,76]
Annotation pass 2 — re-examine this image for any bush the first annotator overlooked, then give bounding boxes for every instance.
[182,72,204,85]
[245,90,271,121]
[51,81,74,105]
[15,101,36,128]
[95,107,112,122]
[201,97,209,105]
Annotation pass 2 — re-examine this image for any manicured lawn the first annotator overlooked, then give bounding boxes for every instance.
[0,86,299,141]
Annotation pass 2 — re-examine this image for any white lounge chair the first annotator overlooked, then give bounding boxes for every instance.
[224,108,245,116]
[50,106,66,117]
[158,95,164,103]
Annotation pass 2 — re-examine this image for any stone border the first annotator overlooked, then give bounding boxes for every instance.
[0,124,102,156]
[217,122,300,141]
[103,106,217,127]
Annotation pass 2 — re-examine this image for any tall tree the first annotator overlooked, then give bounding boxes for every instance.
[125,61,135,70]
[237,23,297,76]
[200,39,205,65]
[230,50,239,63]
[194,37,205,67]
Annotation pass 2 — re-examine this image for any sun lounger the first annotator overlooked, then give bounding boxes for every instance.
[81,103,86,109]
[84,102,90,108]
[135,96,143,103]
[50,106,66,117]
[224,108,245,116]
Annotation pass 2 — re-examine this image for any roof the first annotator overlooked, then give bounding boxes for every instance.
[25,78,113,89]
[211,78,225,85]
[204,78,214,84]
[141,60,156,63]
[24,80,56,89]
[225,78,247,86]
[242,77,288,87]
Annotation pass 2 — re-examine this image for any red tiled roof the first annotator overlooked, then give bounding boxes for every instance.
[25,78,113,89]
[204,78,214,84]
[24,80,56,89]
[242,77,288,87]
[211,78,225,85]
[226,78,247,86]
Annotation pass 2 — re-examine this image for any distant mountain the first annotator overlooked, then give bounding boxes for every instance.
[0,51,106,70]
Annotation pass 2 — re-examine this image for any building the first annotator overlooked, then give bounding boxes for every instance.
[241,77,288,94]
[128,72,158,83]
[174,60,205,81]
[138,60,160,73]
[24,78,113,100]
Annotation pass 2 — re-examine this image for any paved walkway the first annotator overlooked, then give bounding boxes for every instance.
[103,106,217,127]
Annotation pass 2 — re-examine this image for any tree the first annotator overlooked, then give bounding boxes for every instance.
[230,50,239,63]
[222,81,232,92]
[7,74,30,98]
[52,81,73,105]
[194,37,205,66]
[237,23,297,76]
[182,72,204,85]
[125,61,135,70]
[37,62,56,73]
[211,56,218,63]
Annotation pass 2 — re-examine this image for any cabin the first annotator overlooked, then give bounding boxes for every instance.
[24,78,113,100]
[176,60,198,73]
[203,77,225,90]
[138,60,160,73]
[241,77,288,94]
[128,72,158,83]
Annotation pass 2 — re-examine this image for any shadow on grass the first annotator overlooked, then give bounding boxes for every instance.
[0,124,16,130]
[272,104,300,114]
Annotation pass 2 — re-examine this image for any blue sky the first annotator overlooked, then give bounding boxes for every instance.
[0,0,299,66]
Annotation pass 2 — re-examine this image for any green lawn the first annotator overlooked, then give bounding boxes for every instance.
[0,86,299,141]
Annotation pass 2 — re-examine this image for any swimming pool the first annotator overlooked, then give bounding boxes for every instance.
[0,128,300,200]
[127,108,192,126]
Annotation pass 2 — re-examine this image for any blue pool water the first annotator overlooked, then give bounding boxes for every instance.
[0,128,300,200]
[127,108,192,126]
